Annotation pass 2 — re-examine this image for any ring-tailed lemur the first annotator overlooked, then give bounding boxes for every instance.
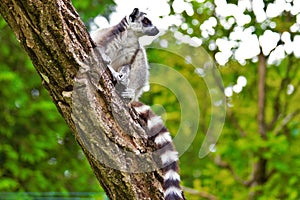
[91,8,185,200]
[91,8,158,101]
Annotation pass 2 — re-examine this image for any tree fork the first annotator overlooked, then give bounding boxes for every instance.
[0,0,164,199]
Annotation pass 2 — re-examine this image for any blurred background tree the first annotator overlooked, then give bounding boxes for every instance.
[1,0,300,199]
[170,0,300,199]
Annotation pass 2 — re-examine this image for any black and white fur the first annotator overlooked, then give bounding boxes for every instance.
[91,8,159,101]
[132,101,185,200]
[92,8,185,199]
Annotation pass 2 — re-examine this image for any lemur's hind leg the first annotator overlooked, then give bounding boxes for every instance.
[121,49,149,101]
[99,47,130,85]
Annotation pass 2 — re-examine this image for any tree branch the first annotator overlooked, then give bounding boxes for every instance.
[267,57,293,130]
[0,0,164,199]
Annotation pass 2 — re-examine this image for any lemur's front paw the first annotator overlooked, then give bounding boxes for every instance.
[117,65,130,85]
[101,53,112,65]
[107,65,120,81]
[117,74,129,85]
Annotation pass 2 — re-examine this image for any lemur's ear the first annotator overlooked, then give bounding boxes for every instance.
[129,8,139,22]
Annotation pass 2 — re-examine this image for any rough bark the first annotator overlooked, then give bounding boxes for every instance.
[0,0,163,199]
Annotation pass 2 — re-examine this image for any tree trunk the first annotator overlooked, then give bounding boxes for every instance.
[248,52,268,199]
[258,52,267,140]
[0,0,164,199]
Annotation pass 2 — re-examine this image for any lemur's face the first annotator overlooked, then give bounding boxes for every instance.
[129,8,159,36]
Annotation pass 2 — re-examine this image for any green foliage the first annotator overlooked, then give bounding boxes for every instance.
[0,0,115,195]
[0,19,99,192]
[73,0,115,22]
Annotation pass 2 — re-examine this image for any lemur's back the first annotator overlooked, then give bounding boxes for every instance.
[91,17,138,71]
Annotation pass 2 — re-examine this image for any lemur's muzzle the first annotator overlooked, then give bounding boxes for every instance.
[148,27,159,36]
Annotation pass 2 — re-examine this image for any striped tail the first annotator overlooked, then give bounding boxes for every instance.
[131,102,185,200]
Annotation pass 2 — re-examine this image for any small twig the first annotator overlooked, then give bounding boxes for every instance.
[183,186,218,200]
[274,109,300,135]
[266,168,276,180]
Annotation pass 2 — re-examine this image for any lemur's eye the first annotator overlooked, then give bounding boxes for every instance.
[142,17,152,26]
